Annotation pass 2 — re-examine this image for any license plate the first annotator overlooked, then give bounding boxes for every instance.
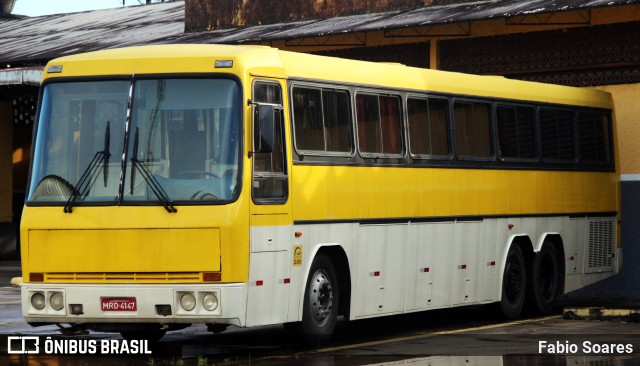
[101,297,137,312]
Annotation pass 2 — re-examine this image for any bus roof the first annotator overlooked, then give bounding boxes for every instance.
[44,44,611,109]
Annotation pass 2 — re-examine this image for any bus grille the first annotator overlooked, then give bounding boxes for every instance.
[44,272,203,283]
[586,220,614,272]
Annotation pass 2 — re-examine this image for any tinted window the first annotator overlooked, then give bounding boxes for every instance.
[356,94,402,155]
[408,97,449,157]
[254,82,282,104]
[578,111,611,164]
[497,105,536,160]
[292,87,351,153]
[453,101,492,158]
[540,108,575,162]
[253,82,287,203]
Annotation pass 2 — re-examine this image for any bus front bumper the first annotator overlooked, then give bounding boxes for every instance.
[21,283,247,327]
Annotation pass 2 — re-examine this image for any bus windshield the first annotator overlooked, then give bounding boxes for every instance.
[27,78,241,206]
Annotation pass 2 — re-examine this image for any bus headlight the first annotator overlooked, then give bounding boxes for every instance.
[31,292,46,310]
[49,292,64,311]
[202,293,219,311]
[180,293,196,311]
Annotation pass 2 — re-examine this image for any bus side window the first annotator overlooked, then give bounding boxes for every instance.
[453,100,492,159]
[496,105,536,161]
[252,81,287,203]
[577,111,612,164]
[356,93,402,156]
[540,108,575,162]
[292,86,352,154]
[407,97,449,157]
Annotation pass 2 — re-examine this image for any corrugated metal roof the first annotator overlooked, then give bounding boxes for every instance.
[171,0,640,44]
[0,66,42,85]
[0,1,184,64]
[0,0,638,64]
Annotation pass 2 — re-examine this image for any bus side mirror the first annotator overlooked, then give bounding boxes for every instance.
[253,104,275,153]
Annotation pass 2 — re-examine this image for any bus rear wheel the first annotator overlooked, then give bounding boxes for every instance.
[301,253,339,345]
[500,244,526,319]
[530,243,560,314]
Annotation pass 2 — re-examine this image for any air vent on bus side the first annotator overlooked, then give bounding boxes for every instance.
[585,219,615,273]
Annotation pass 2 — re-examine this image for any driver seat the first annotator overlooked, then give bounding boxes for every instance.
[169,111,206,178]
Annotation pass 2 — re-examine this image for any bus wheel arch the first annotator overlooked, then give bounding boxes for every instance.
[296,245,351,344]
[318,245,351,321]
[529,234,565,314]
[499,236,534,319]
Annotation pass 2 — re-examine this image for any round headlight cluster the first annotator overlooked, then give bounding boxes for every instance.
[49,292,64,311]
[30,291,65,311]
[180,293,196,311]
[31,292,45,310]
[178,292,219,312]
[202,293,219,311]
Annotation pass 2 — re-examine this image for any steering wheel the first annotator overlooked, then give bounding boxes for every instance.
[31,175,76,201]
[190,191,218,201]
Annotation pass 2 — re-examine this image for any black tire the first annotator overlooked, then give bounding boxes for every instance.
[500,244,527,319]
[530,243,560,314]
[301,253,339,345]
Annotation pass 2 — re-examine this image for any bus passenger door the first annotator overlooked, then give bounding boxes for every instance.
[246,80,292,327]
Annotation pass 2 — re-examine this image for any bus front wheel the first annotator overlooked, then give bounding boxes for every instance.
[301,253,339,345]
[500,244,526,319]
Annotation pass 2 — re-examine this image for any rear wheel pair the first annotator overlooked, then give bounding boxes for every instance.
[500,242,560,318]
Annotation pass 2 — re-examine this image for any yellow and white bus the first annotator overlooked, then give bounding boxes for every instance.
[21,45,619,343]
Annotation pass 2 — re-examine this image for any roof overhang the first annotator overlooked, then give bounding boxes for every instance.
[0,66,43,86]
[168,0,640,45]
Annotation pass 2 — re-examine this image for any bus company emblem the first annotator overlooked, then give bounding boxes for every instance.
[293,246,303,267]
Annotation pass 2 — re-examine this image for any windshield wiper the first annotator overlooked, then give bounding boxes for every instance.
[130,127,177,213]
[64,122,111,213]
[103,120,110,187]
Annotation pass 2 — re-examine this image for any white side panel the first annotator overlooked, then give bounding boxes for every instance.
[480,219,502,302]
[452,221,483,305]
[246,250,290,327]
[284,215,617,323]
[405,222,455,311]
[354,224,407,317]
[250,215,291,252]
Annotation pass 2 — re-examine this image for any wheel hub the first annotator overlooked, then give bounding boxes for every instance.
[309,270,333,327]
